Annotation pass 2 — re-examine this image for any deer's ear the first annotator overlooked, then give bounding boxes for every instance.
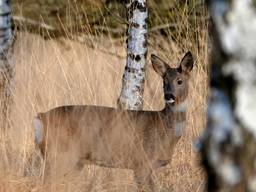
[151,54,169,76]
[179,51,194,74]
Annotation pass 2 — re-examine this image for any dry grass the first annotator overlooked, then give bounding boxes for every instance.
[0,1,208,192]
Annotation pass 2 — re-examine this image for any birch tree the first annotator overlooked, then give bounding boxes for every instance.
[118,0,148,110]
[200,1,256,191]
[0,0,14,130]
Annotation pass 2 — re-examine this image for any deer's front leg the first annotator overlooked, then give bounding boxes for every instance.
[134,167,160,192]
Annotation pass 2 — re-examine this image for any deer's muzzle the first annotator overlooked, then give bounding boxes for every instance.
[165,93,175,104]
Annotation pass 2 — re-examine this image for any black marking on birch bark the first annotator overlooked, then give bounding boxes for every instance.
[144,52,148,59]
[0,15,11,20]
[135,85,140,90]
[135,55,141,61]
[143,41,147,48]
[125,66,140,73]
[0,27,11,31]
[128,53,135,60]
[141,67,146,72]
[125,35,132,44]
[143,24,147,29]
[128,35,132,41]
[143,33,148,39]
[0,12,10,17]
[131,22,140,28]
[210,64,237,108]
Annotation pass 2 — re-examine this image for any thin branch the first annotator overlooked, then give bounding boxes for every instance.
[149,23,178,32]
[12,15,55,31]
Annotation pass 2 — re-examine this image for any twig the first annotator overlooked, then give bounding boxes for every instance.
[93,25,125,34]
[12,15,55,31]
[149,23,178,32]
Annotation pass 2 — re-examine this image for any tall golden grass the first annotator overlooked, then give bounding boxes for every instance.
[0,1,208,191]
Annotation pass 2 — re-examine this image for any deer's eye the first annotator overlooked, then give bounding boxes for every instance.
[177,79,183,85]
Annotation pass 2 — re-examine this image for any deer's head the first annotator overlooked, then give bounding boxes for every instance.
[151,52,194,106]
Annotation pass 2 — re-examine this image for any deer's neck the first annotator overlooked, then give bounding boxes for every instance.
[162,100,187,137]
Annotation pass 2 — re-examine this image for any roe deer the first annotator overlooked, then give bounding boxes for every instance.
[34,52,194,191]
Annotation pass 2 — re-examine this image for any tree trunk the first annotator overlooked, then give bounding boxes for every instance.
[200,1,256,191]
[0,0,14,130]
[118,0,148,110]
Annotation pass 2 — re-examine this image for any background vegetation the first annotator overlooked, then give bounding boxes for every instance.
[12,0,205,39]
[0,0,208,191]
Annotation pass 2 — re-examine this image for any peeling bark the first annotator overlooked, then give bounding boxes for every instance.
[0,0,14,130]
[118,0,148,110]
[200,1,256,191]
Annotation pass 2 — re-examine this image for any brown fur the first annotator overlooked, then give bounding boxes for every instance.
[34,52,194,191]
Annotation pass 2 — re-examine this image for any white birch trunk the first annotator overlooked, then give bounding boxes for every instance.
[0,0,14,130]
[118,0,148,110]
[200,0,256,191]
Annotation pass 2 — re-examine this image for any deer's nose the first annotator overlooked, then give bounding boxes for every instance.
[165,93,175,103]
